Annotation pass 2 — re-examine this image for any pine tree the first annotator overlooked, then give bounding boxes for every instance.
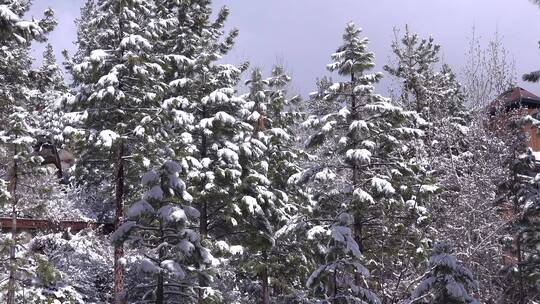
[30,43,70,180]
[152,0,246,238]
[63,0,170,301]
[111,161,214,303]
[0,2,56,302]
[72,0,98,64]
[409,242,479,304]
[306,212,380,304]
[295,22,430,303]
[384,26,440,114]
[495,116,540,304]
[222,67,310,303]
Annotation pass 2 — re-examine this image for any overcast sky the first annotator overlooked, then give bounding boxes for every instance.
[28,0,540,97]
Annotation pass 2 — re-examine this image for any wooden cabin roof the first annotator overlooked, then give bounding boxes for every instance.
[488,87,540,115]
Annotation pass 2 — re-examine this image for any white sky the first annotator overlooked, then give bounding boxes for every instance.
[28,0,540,97]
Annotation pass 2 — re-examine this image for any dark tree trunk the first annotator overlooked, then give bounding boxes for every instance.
[156,227,165,304]
[517,235,525,304]
[261,250,270,304]
[113,141,125,304]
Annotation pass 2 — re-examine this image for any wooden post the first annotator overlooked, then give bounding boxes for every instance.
[113,141,125,304]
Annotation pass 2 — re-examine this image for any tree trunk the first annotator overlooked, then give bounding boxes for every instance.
[113,141,125,304]
[261,250,270,304]
[156,227,164,304]
[332,267,338,304]
[6,144,19,304]
[517,234,525,304]
[156,272,164,304]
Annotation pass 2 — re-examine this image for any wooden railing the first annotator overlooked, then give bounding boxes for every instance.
[0,217,114,234]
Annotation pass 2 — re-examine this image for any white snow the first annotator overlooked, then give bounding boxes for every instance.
[140,259,160,274]
[120,34,152,50]
[89,49,108,63]
[168,54,195,66]
[144,185,164,201]
[353,188,374,203]
[242,195,263,214]
[214,111,236,124]
[109,221,137,243]
[126,200,154,219]
[0,5,19,23]
[158,205,187,223]
[97,72,118,87]
[371,177,395,194]
[346,149,372,164]
[141,170,159,186]
[218,148,239,164]
[169,78,191,88]
[207,91,229,103]
[307,225,327,240]
[269,128,290,140]
[314,168,336,182]
[184,205,200,218]
[97,130,119,148]
[160,260,186,279]
[349,120,369,132]
[419,184,439,194]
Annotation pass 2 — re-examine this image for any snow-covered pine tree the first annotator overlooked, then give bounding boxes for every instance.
[149,2,262,301]
[384,26,440,114]
[63,0,172,301]
[494,115,540,304]
[296,22,430,303]
[222,67,311,303]
[151,0,248,239]
[0,2,56,302]
[308,76,340,116]
[29,43,70,180]
[409,241,479,304]
[307,213,380,304]
[71,0,98,64]
[111,160,214,303]
[0,106,51,304]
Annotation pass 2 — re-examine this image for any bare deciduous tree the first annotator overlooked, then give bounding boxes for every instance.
[463,27,516,111]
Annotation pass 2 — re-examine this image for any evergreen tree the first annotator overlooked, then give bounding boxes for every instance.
[224,67,310,303]
[384,26,440,114]
[151,0,247,240]
[306,213,380,304]
[0,1,56,302]
[71,0,98,64]
[63,0,170,301]
[31,43,69,180]
[295,22,430,303]
[409,242,479,304]
[495,116,540,304]
[112,161,214,303]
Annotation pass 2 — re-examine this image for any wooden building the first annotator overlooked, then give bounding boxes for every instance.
[488,87,540,152]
